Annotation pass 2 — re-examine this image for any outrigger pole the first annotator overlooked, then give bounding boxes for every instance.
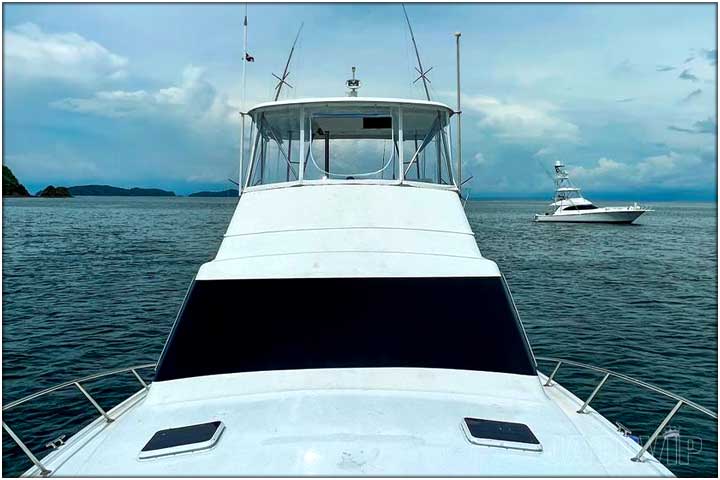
[402,4,432,101]
[273,22,304,101]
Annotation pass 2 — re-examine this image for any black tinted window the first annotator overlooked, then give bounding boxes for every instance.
[155,277,536,381]
[563,204,597,211]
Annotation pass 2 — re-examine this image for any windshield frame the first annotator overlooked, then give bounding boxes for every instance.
[242,100,457,192]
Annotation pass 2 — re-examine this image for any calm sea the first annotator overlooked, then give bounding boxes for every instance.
[2,197,717,476]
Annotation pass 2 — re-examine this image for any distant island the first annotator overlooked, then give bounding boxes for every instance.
[37,185,72,197]
[3,166,30,197]
[3,170,233,198]
[68,185,176,196]
[189,189,239,197]
[3,166,73,197]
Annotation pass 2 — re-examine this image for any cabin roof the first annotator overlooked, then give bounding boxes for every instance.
[247,97,455,115]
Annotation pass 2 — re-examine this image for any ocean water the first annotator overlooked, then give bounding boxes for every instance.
[2,196,717,476]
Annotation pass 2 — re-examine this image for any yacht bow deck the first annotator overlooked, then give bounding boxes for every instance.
[19,368,674,476]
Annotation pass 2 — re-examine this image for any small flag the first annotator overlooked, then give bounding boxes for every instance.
[245,52,255,62]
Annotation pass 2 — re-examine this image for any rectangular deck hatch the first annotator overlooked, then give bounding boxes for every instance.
[139,421,224,459]
[462,417,542,452]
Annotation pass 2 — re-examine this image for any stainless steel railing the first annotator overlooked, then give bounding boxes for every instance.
[536,356,718,463]
[2,363,156,476]
[3,359,716,474]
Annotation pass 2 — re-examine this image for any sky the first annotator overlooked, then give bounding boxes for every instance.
[2,3,717,199]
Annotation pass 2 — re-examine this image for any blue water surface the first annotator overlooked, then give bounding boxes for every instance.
[2,197,717,476]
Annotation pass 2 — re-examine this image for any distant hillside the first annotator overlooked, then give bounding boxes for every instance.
[68,185,176,196]
[37,185,72,198]
[189,189,239,197]
[3,166,30,197]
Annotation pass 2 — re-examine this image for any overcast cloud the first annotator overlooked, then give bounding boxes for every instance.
[3,3,716,198]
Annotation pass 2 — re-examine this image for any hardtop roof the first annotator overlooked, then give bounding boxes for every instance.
[247,97,455,115]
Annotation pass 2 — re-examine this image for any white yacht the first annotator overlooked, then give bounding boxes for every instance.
[3,27,714,478]
[534,161,651,223]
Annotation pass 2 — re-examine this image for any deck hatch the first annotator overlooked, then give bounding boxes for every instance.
[462,418,542,452]
[139,421,224,459]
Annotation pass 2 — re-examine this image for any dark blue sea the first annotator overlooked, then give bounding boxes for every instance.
[2,197,717,476]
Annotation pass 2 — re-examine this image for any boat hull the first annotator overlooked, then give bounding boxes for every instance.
[534,209,647,224]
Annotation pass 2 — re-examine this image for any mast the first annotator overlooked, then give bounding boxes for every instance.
[454,32,462,188]
[402,4,431,101]
[239,5,248,195]
[273,23,304,101]
[242,5,248,109]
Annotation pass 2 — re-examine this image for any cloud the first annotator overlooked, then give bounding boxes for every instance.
[668,117,717,135]
[533,147,555,158]
[4,23,127,83]
[683,56,695,64]
[637,152,702,180]
[51,66,237,127]
[472,152,490,166]
[680,88,702,103]
[678,69,699,82]
[40,65,242,190]
[612,59,634,75]
[694,117,717,134]
[701,48,717,66]
[5,151,101,186]
[668,126,696,134]
[464,95,579,142]
[656,65,676,72]
[570,157,624,179]
[616,97,635,103]
[569,152,706,189]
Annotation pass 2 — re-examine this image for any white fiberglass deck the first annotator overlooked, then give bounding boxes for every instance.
[23,368,673,476]
[199,184,498,280]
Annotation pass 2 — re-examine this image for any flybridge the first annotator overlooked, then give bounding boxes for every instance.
[242,97,458,189]
[237,4,465,194]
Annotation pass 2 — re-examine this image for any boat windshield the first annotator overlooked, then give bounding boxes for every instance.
[154,276,537,382]
[563,204,597,211]
[244,102,455,186]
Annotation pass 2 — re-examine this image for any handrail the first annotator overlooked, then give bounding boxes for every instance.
[2,363,156,476]
[535,356,717,463]
[4,359,716,473]
[3,363,155,411]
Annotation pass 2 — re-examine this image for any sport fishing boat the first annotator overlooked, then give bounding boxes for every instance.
[534,161,651,223]
[3,14,714,478]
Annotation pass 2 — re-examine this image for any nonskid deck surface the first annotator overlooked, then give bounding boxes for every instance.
[26,368,672,476]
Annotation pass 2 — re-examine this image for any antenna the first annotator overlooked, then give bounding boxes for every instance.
[346,66,361,97]
[402,4,432,101]
[273,22,304,101]
[454,32,462,189]
[242,4,249,111]
[239,4,249,196]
